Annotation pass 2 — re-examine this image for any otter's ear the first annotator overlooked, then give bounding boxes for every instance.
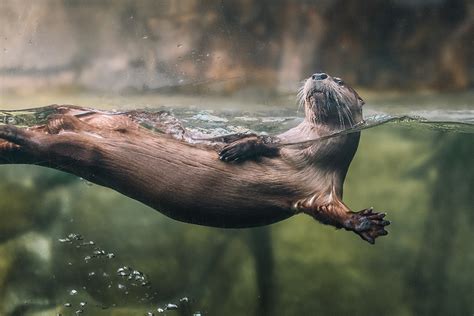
[357,97,365,106]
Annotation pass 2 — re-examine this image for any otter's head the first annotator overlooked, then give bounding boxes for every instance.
[298,72,364,129]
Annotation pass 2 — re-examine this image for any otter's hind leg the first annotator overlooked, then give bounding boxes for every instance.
[296,198,390,244]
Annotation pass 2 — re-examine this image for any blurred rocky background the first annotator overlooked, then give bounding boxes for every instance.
[1,0,472,97]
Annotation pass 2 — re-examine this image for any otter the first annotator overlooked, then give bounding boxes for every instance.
[0,73,389,244]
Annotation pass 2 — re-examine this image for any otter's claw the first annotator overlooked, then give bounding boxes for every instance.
[219,141,252,162]
[344,208,390,244]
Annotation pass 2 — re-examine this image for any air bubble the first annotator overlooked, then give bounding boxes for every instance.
[165,303,178,310]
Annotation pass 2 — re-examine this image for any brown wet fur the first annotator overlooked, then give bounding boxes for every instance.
[0,74,390,243]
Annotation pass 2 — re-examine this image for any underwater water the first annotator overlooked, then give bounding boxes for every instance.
[0,93,473,316]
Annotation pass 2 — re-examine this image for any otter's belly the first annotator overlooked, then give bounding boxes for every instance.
[91,138,300,228]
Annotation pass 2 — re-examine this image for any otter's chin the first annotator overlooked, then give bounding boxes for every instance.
[306,90,325,103]
[306,91,327,110]
[311,91,324,99]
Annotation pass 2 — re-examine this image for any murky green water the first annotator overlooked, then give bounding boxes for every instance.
[0,94,473,315]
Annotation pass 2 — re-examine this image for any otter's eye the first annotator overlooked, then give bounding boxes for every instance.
[334,77,344,86]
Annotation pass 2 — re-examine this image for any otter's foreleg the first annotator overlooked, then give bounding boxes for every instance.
[295,198,390,244]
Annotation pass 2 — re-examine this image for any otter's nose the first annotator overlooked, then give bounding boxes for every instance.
[312,73,328,80]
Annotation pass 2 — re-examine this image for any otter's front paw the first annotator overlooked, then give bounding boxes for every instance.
[219,137,279,162]
[219,137,260,162]
[344,208,390,244]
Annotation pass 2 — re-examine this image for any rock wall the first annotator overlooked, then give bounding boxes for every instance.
[0,0,472,94]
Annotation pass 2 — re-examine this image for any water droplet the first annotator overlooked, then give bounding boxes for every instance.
[64,303,71,307]
[146,313,154,316]
[193,312,202,316]
[177,43,183,48]
[70,289,78,295]
[180,297,189,303]
[118,284,126,290]
[84,256,91,262]
[106,253,115,259]
[142,36,148,39]
[157,308,164,313]
[79,302,87,307]
[88,272,95,276]
[75,310,83,315]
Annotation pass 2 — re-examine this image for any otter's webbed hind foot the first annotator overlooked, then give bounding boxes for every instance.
[343,208,390,244]
[219,135,280,162]
[297,199,390,244]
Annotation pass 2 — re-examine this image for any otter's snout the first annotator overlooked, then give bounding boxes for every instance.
[311,73,328,80]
